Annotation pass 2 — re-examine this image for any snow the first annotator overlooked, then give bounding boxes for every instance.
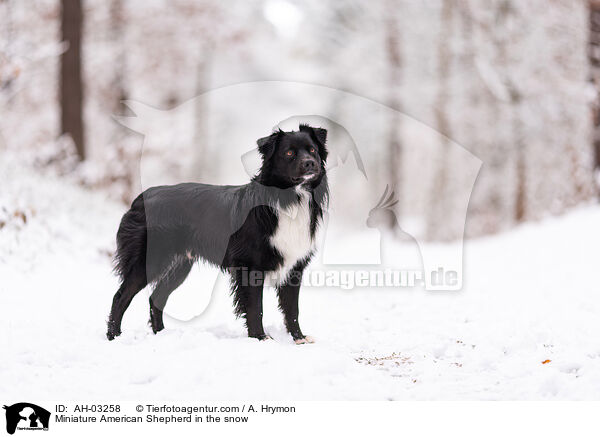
[2,155,600,400]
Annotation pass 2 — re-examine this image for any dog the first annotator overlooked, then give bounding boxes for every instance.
[106,124,328,343]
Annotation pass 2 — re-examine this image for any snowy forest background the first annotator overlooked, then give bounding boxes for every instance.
[4,0,600,401]
[2,0,599,240]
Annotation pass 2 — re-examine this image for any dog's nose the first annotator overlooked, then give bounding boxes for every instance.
[301,159,317,172]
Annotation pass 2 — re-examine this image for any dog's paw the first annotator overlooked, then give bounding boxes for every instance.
[106,322,121,341]
[253,334,273,341]
[106,331,120,341]
[294,336,315,345]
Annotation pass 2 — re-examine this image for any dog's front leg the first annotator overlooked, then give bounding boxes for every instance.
[243,270,269,340]
[277,270,314,344]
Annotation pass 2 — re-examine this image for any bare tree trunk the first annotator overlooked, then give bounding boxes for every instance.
[2,0,14,94]
[427,0,454,240]
[491,1,527,222]
[512,90,526,222]
[60,0,84,160]
[494,1,526,222]
[110,0,127,113]
[589,0,600,173]
[191,44,213,181]
[109,0,135,201]
[384,1,402,229]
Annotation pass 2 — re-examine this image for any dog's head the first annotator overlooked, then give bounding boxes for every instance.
[255,124,328,189]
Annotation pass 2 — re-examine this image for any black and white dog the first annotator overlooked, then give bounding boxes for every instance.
[107,124,328,343]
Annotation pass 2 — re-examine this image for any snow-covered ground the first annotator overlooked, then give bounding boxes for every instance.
[2,156,600,400]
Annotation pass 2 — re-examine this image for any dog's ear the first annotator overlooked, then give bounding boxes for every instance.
[256,130,282,161]
[300,124,328,162]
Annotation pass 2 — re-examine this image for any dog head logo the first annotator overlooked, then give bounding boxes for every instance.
[3,403,50,435]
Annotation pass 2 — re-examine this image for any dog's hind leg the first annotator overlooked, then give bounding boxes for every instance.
[149,259,193,334]
[277,268,314,344]
[107,267,148,340]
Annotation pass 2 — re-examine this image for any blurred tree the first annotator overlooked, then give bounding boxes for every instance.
[384,0,403,229]
[108,0,135,201]
[427,0,454,240]
[60,0,85,160]
[589,0,600,174]
[109,0,126,112]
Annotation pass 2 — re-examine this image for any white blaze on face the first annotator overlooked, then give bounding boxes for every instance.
[267,189,314,286]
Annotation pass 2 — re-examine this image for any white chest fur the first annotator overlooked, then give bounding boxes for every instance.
[268,190,315,286]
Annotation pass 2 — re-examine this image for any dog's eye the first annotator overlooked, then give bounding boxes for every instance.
[310,148,315,153]
[286,150,294,157]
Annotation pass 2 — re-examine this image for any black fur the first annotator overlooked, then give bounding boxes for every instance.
[107,124,328,342]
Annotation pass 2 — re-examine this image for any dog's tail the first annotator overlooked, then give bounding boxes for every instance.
[113,193,147,280]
